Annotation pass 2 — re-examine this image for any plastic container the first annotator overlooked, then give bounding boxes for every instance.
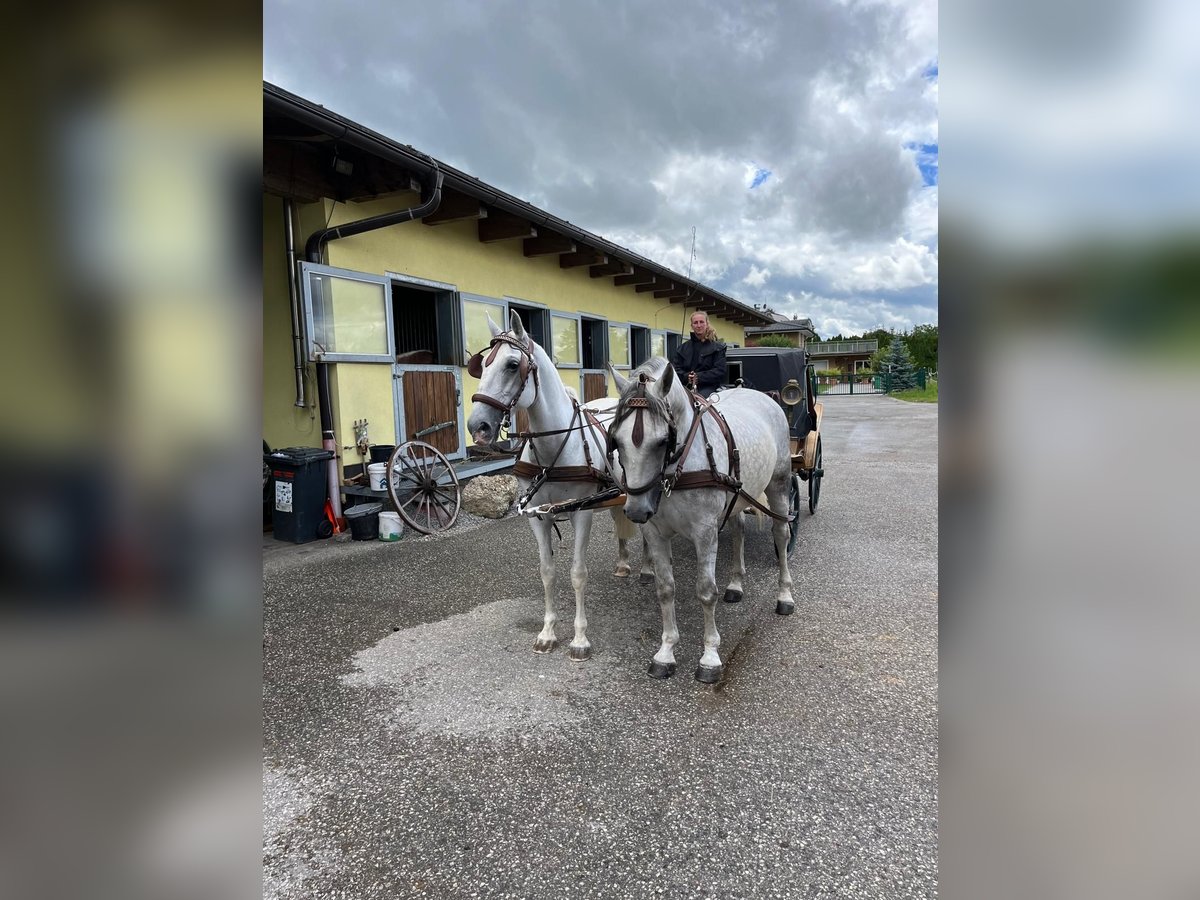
[367,462,389,492]
[264,447,334,543]
[344,502,382,541]
[377,511,403,541]
[369,444,395,464]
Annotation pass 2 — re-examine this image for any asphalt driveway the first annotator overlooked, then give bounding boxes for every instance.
[263,394,938,899]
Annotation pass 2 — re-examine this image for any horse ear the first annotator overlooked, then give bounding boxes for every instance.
[486,313,502,338]
[509,310,526,339]
[609,363,630,394]
[659,362,675,395]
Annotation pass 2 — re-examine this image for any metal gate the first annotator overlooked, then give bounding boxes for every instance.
[394,365,465,459]
[815,368,927,396]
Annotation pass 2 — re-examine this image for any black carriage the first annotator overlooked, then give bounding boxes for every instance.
[724,348,825,551]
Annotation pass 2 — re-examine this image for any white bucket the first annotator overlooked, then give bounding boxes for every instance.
[367,462,389,492]
[378,511,403,541]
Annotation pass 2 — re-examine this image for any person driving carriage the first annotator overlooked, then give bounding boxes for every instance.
[671,310,727,398]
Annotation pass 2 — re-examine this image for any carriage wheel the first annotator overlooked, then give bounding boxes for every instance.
[807,435,823,514]
[788,475,803,553]
[387,441,461,534]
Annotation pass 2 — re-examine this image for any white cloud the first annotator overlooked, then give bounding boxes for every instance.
[743,265,771,288]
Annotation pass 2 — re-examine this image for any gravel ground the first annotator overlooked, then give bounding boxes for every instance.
[263,395,938,899]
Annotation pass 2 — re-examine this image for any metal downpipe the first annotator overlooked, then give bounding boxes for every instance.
[283,198,305,408]
[305,164,443,529]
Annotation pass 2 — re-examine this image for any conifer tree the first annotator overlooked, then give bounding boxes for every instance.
[883,336,917,392]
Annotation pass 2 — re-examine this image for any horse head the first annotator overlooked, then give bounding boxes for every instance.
[610,359,680,523]
[466,310,540,445]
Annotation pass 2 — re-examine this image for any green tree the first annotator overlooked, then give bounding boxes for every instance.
[904,324,938,371]
[754,334,796,348]
[881,337,917,391]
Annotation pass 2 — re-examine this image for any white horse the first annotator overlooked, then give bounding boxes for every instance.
[609,357,796,683]
[465,311,647,659]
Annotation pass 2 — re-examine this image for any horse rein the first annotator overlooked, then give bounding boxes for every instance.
[468,332,540,424]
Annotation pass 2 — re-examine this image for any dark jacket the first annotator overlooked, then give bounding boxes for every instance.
[671,334,727,398]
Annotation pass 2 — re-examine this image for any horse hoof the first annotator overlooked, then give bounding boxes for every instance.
[568,644,592,661]
[695,664,723,684]
[613,566,631,578]
[647,660,676,679]
[775,601,795,616]
[722,588,743,604]
[533,638,558,653]
[639,573,654,585]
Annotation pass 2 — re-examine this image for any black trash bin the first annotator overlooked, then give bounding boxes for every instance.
[344,502,382,541]
[264,447,334,543]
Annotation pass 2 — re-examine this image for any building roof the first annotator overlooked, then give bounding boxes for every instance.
[744,317,816,336]
[263,82,773,327]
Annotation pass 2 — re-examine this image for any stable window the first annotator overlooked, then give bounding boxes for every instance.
[608,323,631,369]
[581,316,608,370]
[301,262,394,362]
[506,298,550,350]
[391,275,458,365]
[461,294,507,364]
[630,325,651,367]
[665,332,683,359]
[550,313,581,367]
[650,330,668,360]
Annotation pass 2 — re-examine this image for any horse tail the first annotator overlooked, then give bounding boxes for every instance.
[742,494,771,531]
[611,507,638,541]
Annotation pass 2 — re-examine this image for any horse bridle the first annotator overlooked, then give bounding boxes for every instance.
[611,374,680,496]
[468,332,540,424]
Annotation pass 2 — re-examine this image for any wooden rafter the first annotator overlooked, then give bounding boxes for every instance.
[423,191,488,225]
[654,284,690,299]
[636,278,672,293]
[613,268,657,286]
[589,260,633,278]
[560,249,607,268]
[479,209,537,242]
[523,233,576,257]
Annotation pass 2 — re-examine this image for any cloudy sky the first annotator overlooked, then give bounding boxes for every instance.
[265,0,938,338]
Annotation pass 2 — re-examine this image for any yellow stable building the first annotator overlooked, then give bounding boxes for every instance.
[263,82,771,491]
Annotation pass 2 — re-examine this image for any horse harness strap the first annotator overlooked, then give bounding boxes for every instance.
[663,392,794,526]
[468,332,540,417]
[513,399,616,514]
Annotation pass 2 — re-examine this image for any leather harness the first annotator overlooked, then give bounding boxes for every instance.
[469,331,615,512]
[612,376,793,527]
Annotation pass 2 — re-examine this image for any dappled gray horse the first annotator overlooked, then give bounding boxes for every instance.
[610,357,796,683]
[465,311,644,659]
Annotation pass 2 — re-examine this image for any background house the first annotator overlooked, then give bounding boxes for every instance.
[262,82,772,486]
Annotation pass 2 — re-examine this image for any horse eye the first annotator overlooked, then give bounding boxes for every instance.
[506,360,519,371]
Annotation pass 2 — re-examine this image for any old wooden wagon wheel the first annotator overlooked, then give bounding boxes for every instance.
[386,441,461,534]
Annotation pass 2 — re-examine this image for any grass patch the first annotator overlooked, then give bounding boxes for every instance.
[891,380,938,402]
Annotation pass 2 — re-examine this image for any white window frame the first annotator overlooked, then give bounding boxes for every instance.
[505,295,552,353]
[607,321,633,370]
[650,329,670,360]
[300,261,394,363]
[549,311,583,369]
[460,293,508,365]
[629,323,652,368]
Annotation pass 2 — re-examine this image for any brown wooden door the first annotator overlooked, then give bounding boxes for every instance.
[583,372,607,402]
[401,370,461,456]
[513,408,530,438]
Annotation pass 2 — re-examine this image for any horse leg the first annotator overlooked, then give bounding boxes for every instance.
[611,507,637,577]
[638,535,655,585]
[768,474,796,615]
[722,511,746,604]
[693,525,724,683]
[645,527,679,679]
[567,511,594,661]
[529,516,559,652]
